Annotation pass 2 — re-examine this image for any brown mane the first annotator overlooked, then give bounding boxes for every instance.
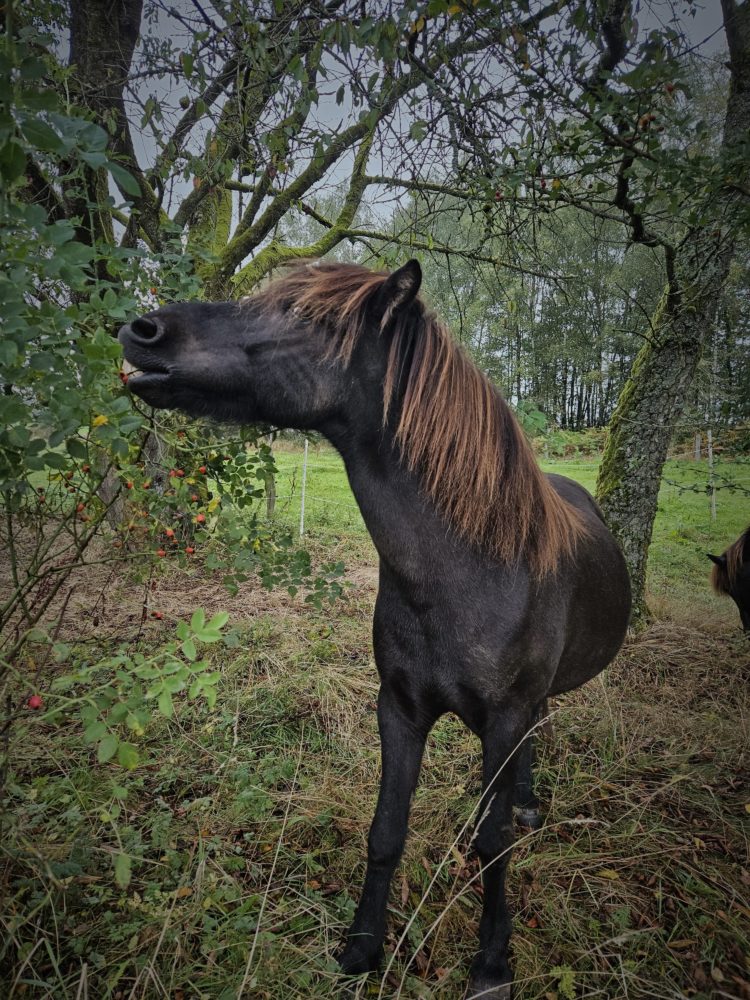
[257,261,585,577]
[711,526,750,594]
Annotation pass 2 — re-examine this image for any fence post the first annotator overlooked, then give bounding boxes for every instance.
[299,438,309,537]
[707,428,716,521]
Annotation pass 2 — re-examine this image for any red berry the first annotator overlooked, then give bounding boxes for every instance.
[27,695,43,710]
[176,469,185,477]
[150,286,158,294]
[125,481,133,489]
[65,471,74,481]
[198,466,207,474]
[185,546,195,554]
[143,480,151,489]
[151,611,163,620]
[82,464,91,473]
[165,527,175,538]
[119,371,129,384]
[494,190,503,201]
[76,502,85,513]
[191,494,199,502]
[195,513,206,524]
[156,548,167,557]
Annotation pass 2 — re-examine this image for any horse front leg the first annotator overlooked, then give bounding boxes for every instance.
[338,685,431,975]
[469,709,533,1000]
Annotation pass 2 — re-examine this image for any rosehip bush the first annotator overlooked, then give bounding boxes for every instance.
[0,29,342,816]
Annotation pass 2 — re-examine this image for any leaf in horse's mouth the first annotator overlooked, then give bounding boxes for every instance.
[121,358,169,381]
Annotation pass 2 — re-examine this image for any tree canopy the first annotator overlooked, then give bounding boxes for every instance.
[3,0,749,615]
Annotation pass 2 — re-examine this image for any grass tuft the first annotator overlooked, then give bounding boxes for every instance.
[1,450,748,998]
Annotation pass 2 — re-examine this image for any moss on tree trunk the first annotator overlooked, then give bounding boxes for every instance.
[596,292,704,621]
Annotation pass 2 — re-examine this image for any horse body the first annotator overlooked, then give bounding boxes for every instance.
[119,260,631,998]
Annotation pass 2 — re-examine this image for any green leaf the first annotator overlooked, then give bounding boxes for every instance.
[98,734,118,763]
[66,437,87,459]
[117,742,139,769]
[190,608,205,632]
[0,140,26,183]
[114,853,132,888]
[157,689,174,718]
[81,150,107,169]
[181,638,197,662]
[195,630,221,643]
[0,339,18,365]
[107,161,142,197]
[84,721,107,743]
[20,118,65,153]
[409,121,427,141]
[206,611,229,631]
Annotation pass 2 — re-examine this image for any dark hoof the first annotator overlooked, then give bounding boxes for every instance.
[467,977,513,999]
[337,941,383,976]
[514,805,543,830]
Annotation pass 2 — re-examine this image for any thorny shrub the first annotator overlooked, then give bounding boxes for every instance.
[0,29,343,867]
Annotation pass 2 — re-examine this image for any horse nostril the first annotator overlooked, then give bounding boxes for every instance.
[131,316,160,341]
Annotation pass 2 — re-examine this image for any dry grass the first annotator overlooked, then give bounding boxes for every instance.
[1,535,748,999]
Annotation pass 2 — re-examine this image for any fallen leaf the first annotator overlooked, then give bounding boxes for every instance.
[597,868,620,880]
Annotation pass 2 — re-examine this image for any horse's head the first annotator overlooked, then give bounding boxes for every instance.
[708,535,750,633]
[117,261,422,431]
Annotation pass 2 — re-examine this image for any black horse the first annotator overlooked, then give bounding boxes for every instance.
[119,260,631,998]
[708,526,750,631]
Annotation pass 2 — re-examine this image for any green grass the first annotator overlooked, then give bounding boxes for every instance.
[1,445,748,999]
[273,444,749,616]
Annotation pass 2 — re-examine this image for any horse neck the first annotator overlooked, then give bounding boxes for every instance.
[322,412,456,581]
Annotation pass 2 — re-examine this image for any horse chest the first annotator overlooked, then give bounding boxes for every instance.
[372,585,544,725]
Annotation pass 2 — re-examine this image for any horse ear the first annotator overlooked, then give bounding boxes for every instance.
[707,553,725,566]
[373,259,422,322]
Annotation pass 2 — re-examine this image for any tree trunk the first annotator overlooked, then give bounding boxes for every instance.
[596,0,750,620]
[68,0,147,261]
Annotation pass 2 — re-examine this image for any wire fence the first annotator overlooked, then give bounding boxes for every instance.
[265,440,750,539]
[267,442,365,537]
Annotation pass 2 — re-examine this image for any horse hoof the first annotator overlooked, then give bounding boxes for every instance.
[467,977,513,999]
[514,805,543,830]
[337,942,382,976]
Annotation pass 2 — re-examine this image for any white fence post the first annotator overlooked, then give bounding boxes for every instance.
[299,438,309,537]
[707,428,716,521]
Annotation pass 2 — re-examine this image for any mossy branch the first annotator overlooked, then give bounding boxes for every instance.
[229,133,374,296]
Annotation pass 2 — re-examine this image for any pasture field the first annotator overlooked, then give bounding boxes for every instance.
[1,448,748,1000]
